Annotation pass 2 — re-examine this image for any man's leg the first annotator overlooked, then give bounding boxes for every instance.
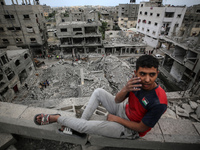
[57,116,138,139]
[81,88,121,120]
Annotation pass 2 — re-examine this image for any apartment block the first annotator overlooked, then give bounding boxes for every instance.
[0,47,35,101]
[0,0,48,56]
[56,10,102,55]
[136,0,186,47]
[157,35,200,94]
[118,3,139,29]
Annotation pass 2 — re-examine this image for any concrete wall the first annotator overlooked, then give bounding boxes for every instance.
[170,61,185,82]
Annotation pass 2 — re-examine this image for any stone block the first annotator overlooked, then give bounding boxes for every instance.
[0,133,16,150]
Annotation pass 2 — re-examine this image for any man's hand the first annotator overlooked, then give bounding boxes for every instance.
[107,113,150,133]
[115,75,142,103]
[107,114,119,122]
[125,76,142,92]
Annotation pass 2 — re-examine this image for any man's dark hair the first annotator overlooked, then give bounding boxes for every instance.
[136,55,159,71]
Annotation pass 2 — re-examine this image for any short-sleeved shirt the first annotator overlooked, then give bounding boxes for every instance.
[125,85,167,137]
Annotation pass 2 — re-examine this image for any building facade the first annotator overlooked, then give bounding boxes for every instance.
[0,0,48,57]
[56,10,102,56]
[0,47,35,102]
[136,0,186,47]
[118,4,139,29]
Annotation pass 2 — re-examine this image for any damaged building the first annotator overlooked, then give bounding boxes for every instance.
[136,0,186,47]
[0,0,48,57]
[56,9,103,55]
[0,47,35,102]
[118,3,139,29]
[157,35,200,95]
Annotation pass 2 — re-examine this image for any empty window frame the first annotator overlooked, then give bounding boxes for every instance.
[157,13,160,17]
[4,15,14,19]
[23,14,30,19]
[2,39,9,43]
[177,14,181,18]
[60,28,67,32]
[144,12,147,15]
[0,27,4,32]
[155,22,158,26]
[148,21,151,24]
[16,38,22,43]
[150,13,153,16]
[30,38,36,42]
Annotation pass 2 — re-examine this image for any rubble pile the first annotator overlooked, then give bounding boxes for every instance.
[88,55,133,94]
[163,99,200,122]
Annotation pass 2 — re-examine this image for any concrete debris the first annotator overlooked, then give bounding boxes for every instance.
[196,106,200,119]
[189,101,198,110]
[176,106,189,118]
[181,103,194,113]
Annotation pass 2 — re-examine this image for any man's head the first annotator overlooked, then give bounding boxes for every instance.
[134,55,159,90]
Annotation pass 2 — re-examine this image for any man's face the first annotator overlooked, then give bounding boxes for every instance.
[134,67,159,91]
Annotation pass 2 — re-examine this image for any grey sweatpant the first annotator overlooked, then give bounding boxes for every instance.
[57,88,139,139]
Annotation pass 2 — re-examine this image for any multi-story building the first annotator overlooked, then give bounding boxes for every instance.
[181,4,200,37]
[0,47,35,101]
[0,0,48,57]
[157,35,200,94]
[136,0,186,47]
[56,9,102,56]
[118,3,139,29]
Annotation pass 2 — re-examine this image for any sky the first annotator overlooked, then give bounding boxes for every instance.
[4,0,200,7]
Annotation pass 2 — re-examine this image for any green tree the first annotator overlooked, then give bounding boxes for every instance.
[99,21,107,40]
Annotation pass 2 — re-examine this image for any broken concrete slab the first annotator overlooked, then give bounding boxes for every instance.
[176,106,189,118]
[189,101,198,109]
[182,103,194,113]
[0,133,16,150]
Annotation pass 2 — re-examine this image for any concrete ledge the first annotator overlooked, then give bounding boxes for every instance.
[0,102,87,145]
[0,102,200,150]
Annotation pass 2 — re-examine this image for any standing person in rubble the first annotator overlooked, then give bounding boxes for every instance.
[34,55,167,139]
[39,83,43,91]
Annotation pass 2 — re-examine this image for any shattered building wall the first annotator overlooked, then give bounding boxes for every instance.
[136,1,186,47]
[0,1,48,56]
[158,36,200,94]
[0,48,35,102]
[56,10,102,56]
[181,4,200,37]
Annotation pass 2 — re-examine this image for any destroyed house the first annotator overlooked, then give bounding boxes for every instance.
[0,48,34,102]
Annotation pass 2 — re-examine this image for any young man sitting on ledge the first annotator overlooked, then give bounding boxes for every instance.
[34,55,168,139]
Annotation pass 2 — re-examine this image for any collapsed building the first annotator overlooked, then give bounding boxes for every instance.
[0,47,35,101]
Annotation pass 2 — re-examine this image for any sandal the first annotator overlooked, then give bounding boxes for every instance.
[34,113,61,125]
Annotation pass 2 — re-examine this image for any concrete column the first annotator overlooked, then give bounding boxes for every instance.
[80,68,84,85]
[120,48,122,55]
[84,47,86,54]
[72,48,75,57]
[112,48,114,54]
[15,0,18,5]
[167,42,171,50]
[129,48,131,53]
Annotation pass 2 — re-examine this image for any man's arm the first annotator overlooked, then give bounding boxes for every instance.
[115,76,142,103]
[107,114,150,132]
